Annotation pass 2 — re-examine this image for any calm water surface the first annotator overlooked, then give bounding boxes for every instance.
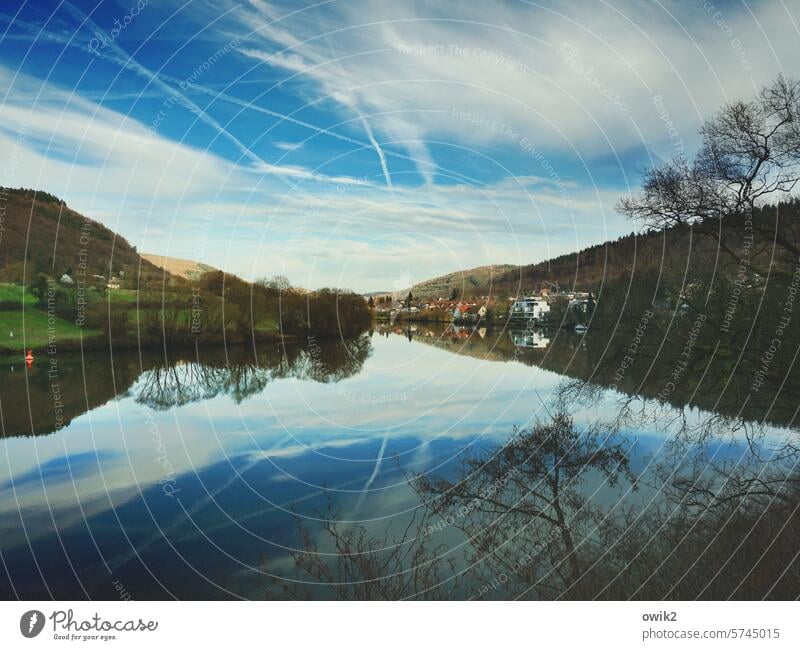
[0,325,795,599]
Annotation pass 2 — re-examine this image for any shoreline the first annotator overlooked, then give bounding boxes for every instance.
[0,330,309,359]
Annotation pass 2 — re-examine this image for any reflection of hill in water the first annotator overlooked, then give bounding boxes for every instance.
[5,319,797,439]
[395,323,800,431]
[0,336,372,438]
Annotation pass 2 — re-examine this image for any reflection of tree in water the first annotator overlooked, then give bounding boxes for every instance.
[415,406,635,599]
[265,388,800,600]
[408,321,800,434]
[292,334,372,384]
[262,505,460,601]
[604,451,800,599]
[134,361,276,409]
[134,335,372,409]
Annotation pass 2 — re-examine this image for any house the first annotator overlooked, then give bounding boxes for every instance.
[453,302,478,321]
[59,273,74,285]
[568,293,594,315]
[106,277,121,290]
[568,298,591,313]
[376,301,403,314]
[426,299,457,312]
[509,295,551,322]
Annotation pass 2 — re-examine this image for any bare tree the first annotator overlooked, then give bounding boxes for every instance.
[261,505,459,600]
[413,408,635,599]
[257,407,800,600]
[256,274,292,292]
[619,75,800,264]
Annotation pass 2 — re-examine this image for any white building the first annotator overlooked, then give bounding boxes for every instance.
[509,296,550,322]
[568,297,592,314]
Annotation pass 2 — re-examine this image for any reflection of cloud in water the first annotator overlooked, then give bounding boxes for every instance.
[1,327,798,598]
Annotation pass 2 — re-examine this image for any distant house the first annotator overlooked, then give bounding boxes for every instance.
[568,298,591,313]
[60,273,74,285]
[106,277,121,289]
[510,295,550,322]
[425,299,457,312]
[568,293,595,316]
[376,301,404,315]
[453,303,477,321]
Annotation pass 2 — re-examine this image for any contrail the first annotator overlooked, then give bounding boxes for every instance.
[354,433,389,513]
[358,113,393,191]
[62,2,267,169]
[0,12,456,188]
[0,11,366,156]
[323,35,393,190]
[105,454,264,572]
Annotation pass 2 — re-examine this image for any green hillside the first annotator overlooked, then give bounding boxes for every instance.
[0,187,175,288]
[0,307,95,352]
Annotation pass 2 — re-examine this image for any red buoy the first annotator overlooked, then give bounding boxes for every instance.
[25,349,34,367]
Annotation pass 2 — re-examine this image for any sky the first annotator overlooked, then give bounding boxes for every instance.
[0,0,798,292]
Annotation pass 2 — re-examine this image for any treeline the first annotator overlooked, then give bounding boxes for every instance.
[32,270,372,347]
[490,199,800,298]
[190,271,372,340]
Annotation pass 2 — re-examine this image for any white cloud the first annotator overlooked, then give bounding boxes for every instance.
[273,140,304,151]
[232,0,800,170]
[5,0,798,290]
[0,58,623,288]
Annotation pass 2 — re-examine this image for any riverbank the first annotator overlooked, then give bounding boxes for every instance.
[0,278,371,358]
[0,330,300,359]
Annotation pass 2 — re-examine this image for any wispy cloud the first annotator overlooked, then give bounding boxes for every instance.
[230,0,800,167]
[273,140,304,151]
[2,0,799,290]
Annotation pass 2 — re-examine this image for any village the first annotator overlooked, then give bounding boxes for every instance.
[370,287,595,328]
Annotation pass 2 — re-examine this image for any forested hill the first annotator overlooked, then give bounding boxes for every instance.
[401,264,517,300]
[0,187,172,286]
[493,228,673,294]
[498,200,800,294]
[408,200,800,298]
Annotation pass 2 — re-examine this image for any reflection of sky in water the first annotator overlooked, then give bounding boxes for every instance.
[0,332,794,598]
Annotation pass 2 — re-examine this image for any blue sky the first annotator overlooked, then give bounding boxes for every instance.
[1,0,798,291]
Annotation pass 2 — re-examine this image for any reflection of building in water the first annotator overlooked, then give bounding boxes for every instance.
[448,324,474,339]
[509,328,550,349]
